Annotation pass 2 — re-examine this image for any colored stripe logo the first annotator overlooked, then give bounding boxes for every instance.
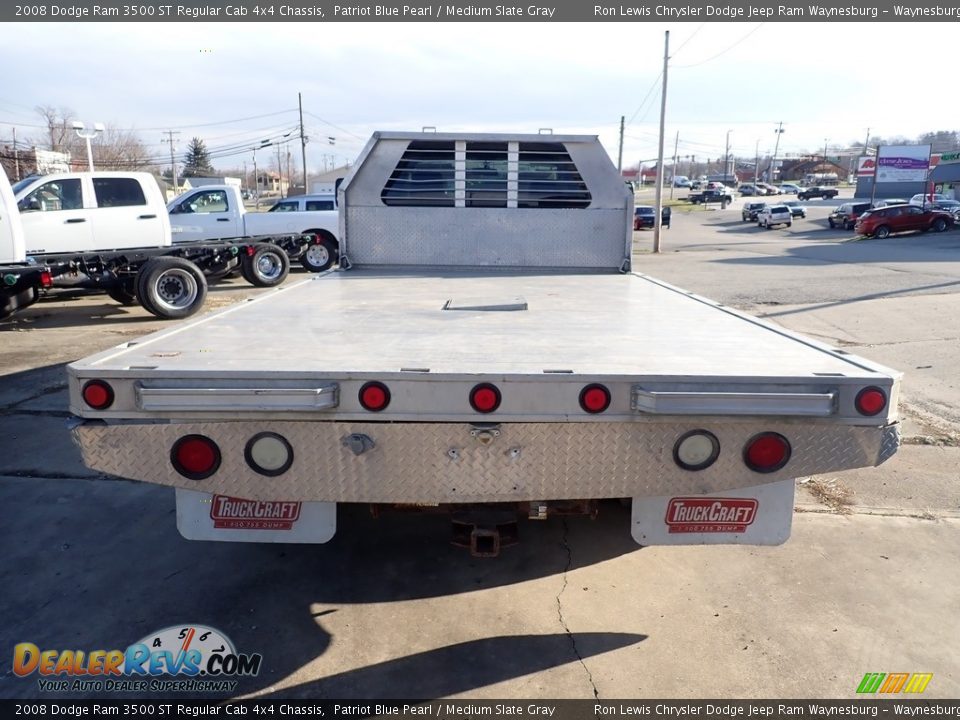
[857,672,933,694]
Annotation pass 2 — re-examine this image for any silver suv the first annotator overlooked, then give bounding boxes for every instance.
[757,204,792,228]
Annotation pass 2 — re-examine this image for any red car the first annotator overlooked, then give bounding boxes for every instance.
[854,205,954,238]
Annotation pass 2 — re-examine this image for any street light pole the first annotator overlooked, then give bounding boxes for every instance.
[724,130,731,182]
[72,121,105,172]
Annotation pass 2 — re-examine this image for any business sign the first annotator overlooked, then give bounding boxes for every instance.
[856,156,876,177]
[939,151,960,164]
[875,144,931,183]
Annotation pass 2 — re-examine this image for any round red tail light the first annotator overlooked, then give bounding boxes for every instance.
[359,381,391,412]
[81,380,114,410]
[744,432,791,473]
[469,383,501,413]
[171,435,221,480]
[855,387,887,416]
[579,384,611,414]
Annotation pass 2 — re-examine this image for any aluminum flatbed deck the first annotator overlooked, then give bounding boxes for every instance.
[72,269,886,380]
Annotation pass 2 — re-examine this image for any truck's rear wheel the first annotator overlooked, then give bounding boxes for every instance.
[240,245,290,287]
[301,237,338,272]
[136,257,207,320]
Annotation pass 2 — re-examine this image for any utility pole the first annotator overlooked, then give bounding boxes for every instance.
[670,131,679,200]
[724,130,731,182]
[617,115,625,172]
[653,30,669,254]
[277,141,284,198]
[299,92,308,195]
[770,121,784,183]
[823,138,829,174]
[12,127,20,180]
[754,139,760,185]
[286,150,291,196]
[162,130,180,194]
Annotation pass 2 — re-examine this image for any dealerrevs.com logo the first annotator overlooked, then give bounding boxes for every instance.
[13,625,261,693]
[665,498,758,533]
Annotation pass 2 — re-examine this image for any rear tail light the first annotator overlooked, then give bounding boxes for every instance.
[359,381,391,412]
[81,380,114,410]
[245,432,294,476]
[744,432,791,473]
[673,430,720,471]
[469,383,501,413]
[40,270,53,288]
[171,435,221,480]
[855,387,887,416]
[579,384,611,414]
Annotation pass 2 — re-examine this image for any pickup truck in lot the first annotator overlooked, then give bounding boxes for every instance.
[798,186,839,201]
[68,131,901,556]
[687,188,733,205]
[169,185,340,271]
[1,172,311,320]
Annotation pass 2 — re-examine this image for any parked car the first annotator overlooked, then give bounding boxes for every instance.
[268,193,337,212]
[673,176,691,188]
[872,199,909,209]
[634,205,671,230]
[828,202,873,230]
[930,199,960,216]
[909,193,952,207]
[757,204,793,228]
[778,183,802,195]
[798,186,839,200]
[782,200,806,219]
[756,182,780,196]
[739,184,763,197]
[741,201,767,222]
[855,205,954,238]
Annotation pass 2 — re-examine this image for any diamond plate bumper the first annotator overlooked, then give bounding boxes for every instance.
[72,419,900,503]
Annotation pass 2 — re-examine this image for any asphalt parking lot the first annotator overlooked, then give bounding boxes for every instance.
[2,195,958,700]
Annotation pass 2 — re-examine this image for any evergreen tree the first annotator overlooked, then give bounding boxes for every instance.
[182,137,214,177]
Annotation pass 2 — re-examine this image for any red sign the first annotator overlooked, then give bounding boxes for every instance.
[210,495,302,530]
[665,497,758,533]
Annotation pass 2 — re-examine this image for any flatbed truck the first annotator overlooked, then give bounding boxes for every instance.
[67,132,901,555]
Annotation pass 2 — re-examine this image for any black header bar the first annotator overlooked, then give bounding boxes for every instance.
[4,0,960,22]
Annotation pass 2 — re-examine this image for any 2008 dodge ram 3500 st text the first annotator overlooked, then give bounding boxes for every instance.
[68,132,901,556]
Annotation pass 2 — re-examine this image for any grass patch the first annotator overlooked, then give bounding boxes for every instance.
[800,477,854,514]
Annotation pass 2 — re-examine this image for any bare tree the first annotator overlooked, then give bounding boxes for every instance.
[35,104,79,153]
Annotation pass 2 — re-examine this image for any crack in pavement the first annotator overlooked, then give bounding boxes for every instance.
[3,470,112,481]
[795,504,960,520]
[0,409,73,418]
[0,383,68,413]
[556,519,599,700]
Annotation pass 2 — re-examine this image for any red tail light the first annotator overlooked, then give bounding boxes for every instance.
[81,380,114,410]
[469,383,501,413]
[579,384,611,414]
[744,432,791,473]
[855,387,887,416]
[359,381,391,411]
[40,270,53,288]
[171,435,221,480]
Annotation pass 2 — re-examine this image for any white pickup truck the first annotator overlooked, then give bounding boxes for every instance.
[1,171,324,320]
[68,131,901,556]
[168,185,340,271]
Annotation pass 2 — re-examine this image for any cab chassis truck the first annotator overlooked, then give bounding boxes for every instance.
[1,171,320,321]
[68,132,901,556]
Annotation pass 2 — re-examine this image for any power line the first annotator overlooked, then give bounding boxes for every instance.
[626,73,663,126]
[672,24,765,69]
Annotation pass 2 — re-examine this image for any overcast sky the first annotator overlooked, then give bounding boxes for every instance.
[0,21,953,174]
